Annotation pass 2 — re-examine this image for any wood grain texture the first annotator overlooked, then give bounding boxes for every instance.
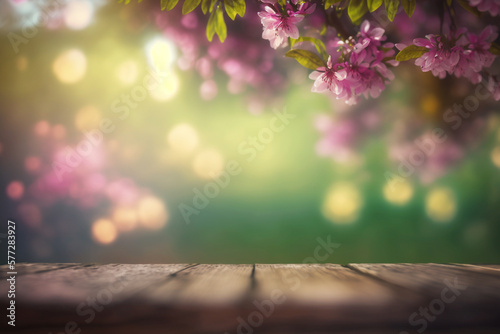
[1,263,499,334]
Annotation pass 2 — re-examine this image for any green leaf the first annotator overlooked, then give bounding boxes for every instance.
[290,37,329,62]
[224,0,244,20]
[490,42,500,56]
[348,0,368,23]
[161,0,179,11]
[367,0,383,12]
[285,49,325,70]
[384,0,400,21]
[224,0,237,20]
[234,0,245,17]
[201,0,211,14]
[401,0,415,17]
[207,5,227,42]
[215,5,227,42]
[457,0,481,16]
[182,0,202,14]
[207,9,217,41]
[396,45,428,61]
[324,0,341,10]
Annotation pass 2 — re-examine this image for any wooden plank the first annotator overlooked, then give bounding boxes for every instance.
[143,264,254,305]
[250,264,424,332]
[449,263,500,276]
[348,263,500,329]
[0,263,80,279]
[1,263,500,334]
[0,263,191,329]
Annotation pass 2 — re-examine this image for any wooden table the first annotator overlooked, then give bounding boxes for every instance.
[1,263,500,333]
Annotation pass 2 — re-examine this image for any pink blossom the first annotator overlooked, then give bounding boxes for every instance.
[413,35,460,78]
[258,0,315,49]
[413,26,498,83]
[309,20,397,104]
[468,0,500,16]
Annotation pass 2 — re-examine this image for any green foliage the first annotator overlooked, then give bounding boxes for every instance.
[395,45,428,61]
[206,5,227,42]
[348,0,369,23]
[401,0,416,17]
[285,49,326,70]
[182,0,202,14]
[290,37,329,62]
[367,0,383,12]
[224,0,246,20]
[384,0,399,21]
[324,0,342,10]
[162,0,179,11]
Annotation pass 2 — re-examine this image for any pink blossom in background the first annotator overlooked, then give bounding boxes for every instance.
[258,0,316,49]
[259,6,303,49]
[469,0,500,16]
[413,35,460,79]
[412,26,497,84]
[309,21,397,104]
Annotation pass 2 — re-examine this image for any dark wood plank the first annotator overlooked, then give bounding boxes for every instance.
[0,263,80,279]
[250,263,424,332]
[349,263,500,329]
[1,263,500,334]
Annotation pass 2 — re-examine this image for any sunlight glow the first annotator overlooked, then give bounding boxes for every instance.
[116,60,139,85]
[146,37,177,73]
[383,178,414,205]
[322,182,362,224]
[425,187,456,223]
[74,105,101,131]
[52,49,87,84]
[92,219,117,244]
[112,206,138,232]
[192,149,225,179]
[64,0,94,30]
[137,196,168,230]
[167,123,199,154]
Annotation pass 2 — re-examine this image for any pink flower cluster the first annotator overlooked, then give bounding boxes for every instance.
[411,26,498,85]
[309,21,398,105]
[469,0,500,16]
[258,0,316,49]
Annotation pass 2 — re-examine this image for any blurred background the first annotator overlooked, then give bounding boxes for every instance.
[1,0,500,264]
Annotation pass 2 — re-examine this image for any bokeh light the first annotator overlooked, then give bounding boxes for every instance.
[167,123,199,154]
[74,105,101,131]
[52,49,87,84]
[137,196,168,230]
[6,181,24,200]
[92,219,117,244]
[63,0,94,30]
[425,187,457,223]
[383,178,414,205]
[149,73,180,101]
[192,149,225,179]
[322,182,363,224]
[146,37,177,73]
[112,206,138,232]
[25,156,41,173]
[34,120,50,136]
[116,60,139,85]
[491,146,500,168]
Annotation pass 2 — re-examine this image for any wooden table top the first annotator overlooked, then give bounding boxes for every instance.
[1,263,500,333]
